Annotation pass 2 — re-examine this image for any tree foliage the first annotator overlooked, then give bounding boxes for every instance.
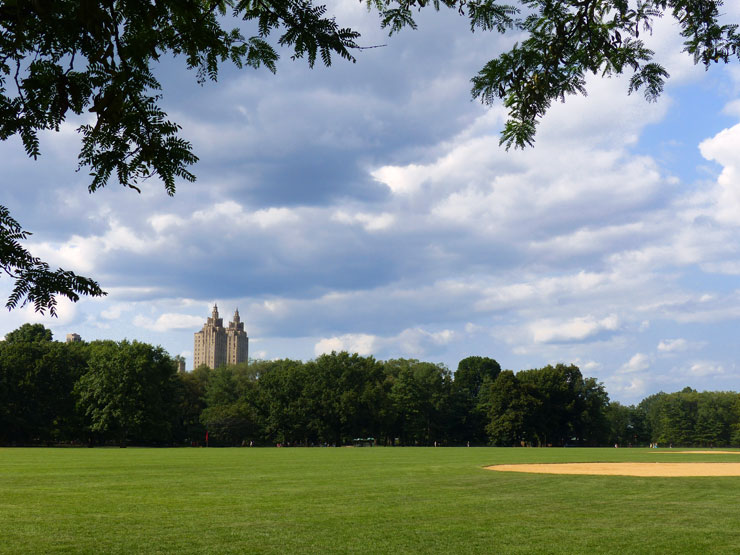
[75,339,179,445]
[638,388,740,447]
[2,322,53,343]
[3,323,740,448]
[481,363,609,446]
[0,330,88,443]
[453,356,501,443]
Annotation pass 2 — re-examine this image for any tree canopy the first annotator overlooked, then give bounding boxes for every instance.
[1,0,738,312]
[2,324,740,448]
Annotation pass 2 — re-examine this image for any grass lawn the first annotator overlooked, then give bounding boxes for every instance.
[2,446,740,553]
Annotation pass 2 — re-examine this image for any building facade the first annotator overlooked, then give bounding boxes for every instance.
[226,308,249,365]
[193,304,248,369]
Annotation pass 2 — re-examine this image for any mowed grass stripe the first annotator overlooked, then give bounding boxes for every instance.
[2,448,740,553]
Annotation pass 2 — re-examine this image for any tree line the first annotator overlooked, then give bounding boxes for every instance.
[2,324,740,448]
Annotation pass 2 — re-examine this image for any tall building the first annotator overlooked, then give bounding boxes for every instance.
[226,308,249,365]
[193,304,248,369]
[65,333,81,343]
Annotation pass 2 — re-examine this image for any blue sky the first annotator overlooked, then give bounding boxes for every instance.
[3,2,740,403]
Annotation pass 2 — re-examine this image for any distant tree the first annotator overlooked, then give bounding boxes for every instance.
[731,397,740,447]
[200,364,261,445]
[3,322,53,343]
[482,370,540,446]
[303,351,387,445]
[0,333,88,444]
[516,364,578,446]
[386,359,453,445]
[454,356,502,398]
[257,359,314,445]
[76,340,178,446]
[640,388,740,447]
[656,388,699,445]
[172,354,186,372]
[605,401,650,446]
[638,391,667,442]
[453,356,501,444]
[694,392,737,447]
[572,375,610,446]
[483,363,609,446]
[173,364,211,444]
[606,401,632,445]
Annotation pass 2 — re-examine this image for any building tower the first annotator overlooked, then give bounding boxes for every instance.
[193,304,227,369]
[193,304,249,369]
[226,308,249,365]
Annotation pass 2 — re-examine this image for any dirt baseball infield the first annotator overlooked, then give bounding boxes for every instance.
[486,462,740,477]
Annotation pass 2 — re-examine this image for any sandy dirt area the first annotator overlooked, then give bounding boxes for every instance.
[486,462,740,477]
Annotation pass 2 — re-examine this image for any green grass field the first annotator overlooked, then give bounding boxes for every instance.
[2,447,740,553]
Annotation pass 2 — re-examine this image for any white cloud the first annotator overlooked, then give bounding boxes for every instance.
[314,333,378,356]
[475,272,617,313]
[134,313,205,332]
[396,328,455,356]
[27,218,168,274]
[314,327,455,359]
[606,375,649,402]
[530,314,620,344]
[657,338,688,352]
[192,201,244,222]
[619,353,651,374]
[572,358,602,372]
[100,303,132,320]
[699,122,740,225]
[689,361,725,377]
[332,210,395,231]
[252,207,300,228]
[149,214,186,233]
[372,163,431,195]
[723,99,740,118]
[22,297,77,326]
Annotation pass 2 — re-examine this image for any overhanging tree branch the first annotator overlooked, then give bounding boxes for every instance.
[0,205,105,316]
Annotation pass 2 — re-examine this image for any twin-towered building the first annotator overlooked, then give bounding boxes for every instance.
[193,304,249,369]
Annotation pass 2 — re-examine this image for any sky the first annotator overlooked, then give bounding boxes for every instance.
[2,2,740,404]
